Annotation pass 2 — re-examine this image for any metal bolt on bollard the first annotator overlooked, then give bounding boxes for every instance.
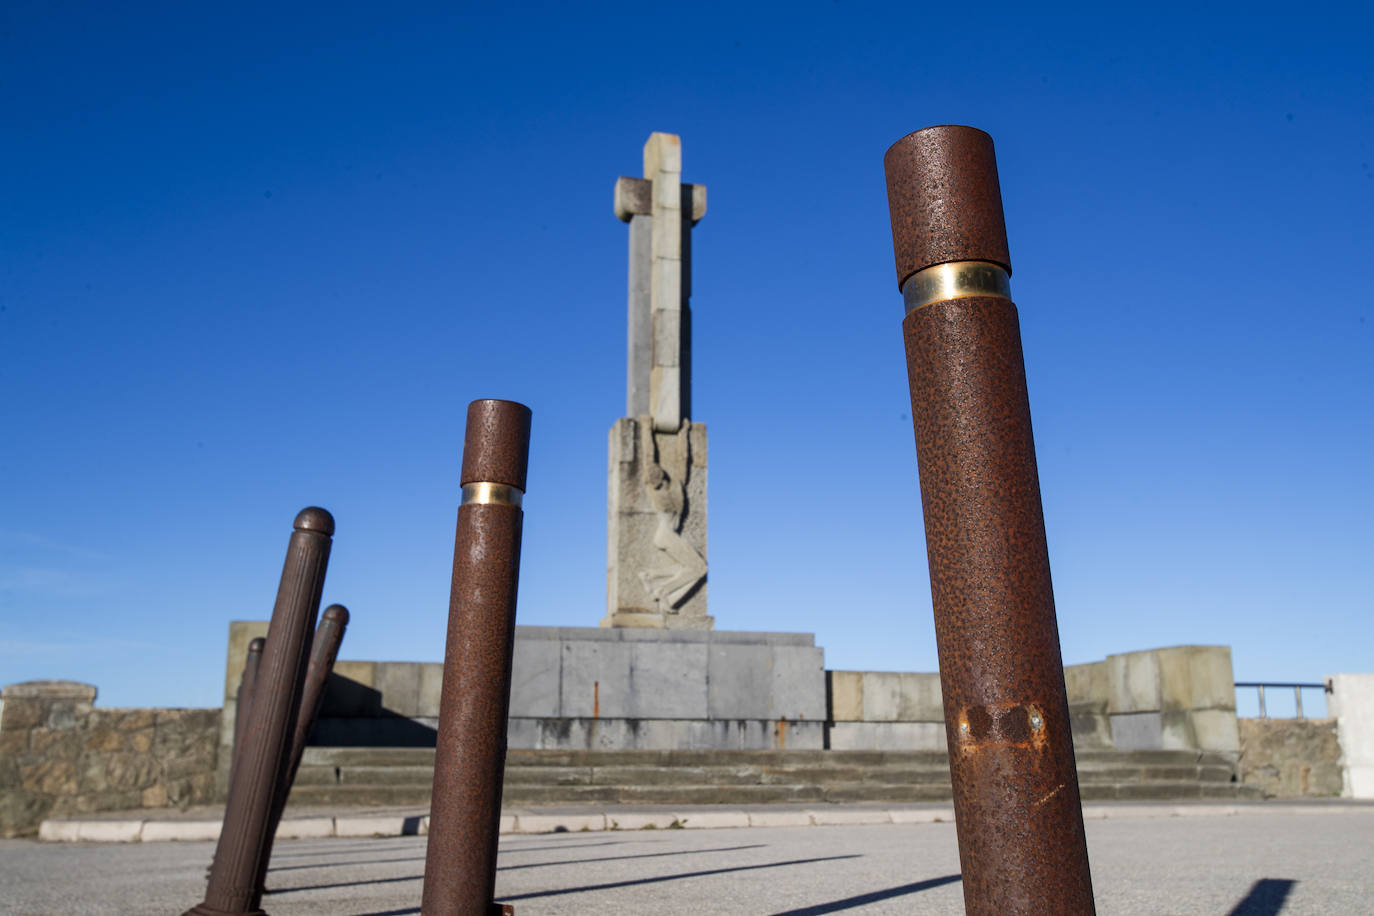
[421,399,531,916]
[249,603,351,910]
[186,507,334,916]
[883,126,1096,915]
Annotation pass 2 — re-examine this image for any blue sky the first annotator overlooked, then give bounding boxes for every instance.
[2,2,1370,713]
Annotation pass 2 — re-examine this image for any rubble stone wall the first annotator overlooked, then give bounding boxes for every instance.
[0,680,220,837]
[1237,717,1343,798]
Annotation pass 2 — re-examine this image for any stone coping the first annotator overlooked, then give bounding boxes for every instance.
[512,626,816,646]
[36,799,1374,843]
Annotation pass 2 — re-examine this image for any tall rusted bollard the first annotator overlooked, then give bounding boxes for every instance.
[421,399,531,916]
[884,126,1095,914]
[250,604,350,909]
[187,507,333,916]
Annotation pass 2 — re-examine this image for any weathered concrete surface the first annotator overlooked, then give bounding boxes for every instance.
[8,810,1374,914]
[1238,718,1343,798]
[0,681,219,837]
[1328,673,1374,798]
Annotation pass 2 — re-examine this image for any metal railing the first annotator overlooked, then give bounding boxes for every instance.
[1234,682,1326,718]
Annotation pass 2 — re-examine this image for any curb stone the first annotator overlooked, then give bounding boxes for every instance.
[35,802,1374,843]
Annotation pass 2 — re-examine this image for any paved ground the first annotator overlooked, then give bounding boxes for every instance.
[3,809,1372,914]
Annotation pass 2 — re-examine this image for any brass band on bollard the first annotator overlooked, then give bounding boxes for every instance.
[903,260,1011,313]
[460,481,525,508]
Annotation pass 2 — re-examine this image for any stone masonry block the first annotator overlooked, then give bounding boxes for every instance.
[861,673,904,722]
[1329,674,1374,798]
[628,642,707,719]
[1108,650,1162,714]
[1157,646,1237,712]
[708,644,771,720]
[416,664,444,718]
[375,663,423,718]
[828,672,864,722]
[1110,712,1163,750]
[332,660,378,688]
[1064,661,1111,711]
[897,673,943,721]
[2,681,97,702]
[1185,708,1240,752]
[770,647,825,720]
[1,699,45,731]
[560,641,632,718]
[509,637,561,718]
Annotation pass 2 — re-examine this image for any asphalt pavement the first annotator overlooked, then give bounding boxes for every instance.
[3,809,1372,914]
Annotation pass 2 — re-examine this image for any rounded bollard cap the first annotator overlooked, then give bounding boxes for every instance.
[322,604,350,625]
[883,125,1011,290]
[294,506,335,535]
[460,399,533,491]
[247,637,266,654]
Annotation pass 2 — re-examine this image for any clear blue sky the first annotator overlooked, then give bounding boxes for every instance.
[3,2,1370,714]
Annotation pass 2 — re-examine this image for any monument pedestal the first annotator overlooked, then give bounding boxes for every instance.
[508,626,824,750]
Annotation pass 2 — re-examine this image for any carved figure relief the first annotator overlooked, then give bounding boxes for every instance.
[636,420,706,613]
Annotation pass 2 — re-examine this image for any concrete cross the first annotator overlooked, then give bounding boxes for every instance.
[614,132,707,432]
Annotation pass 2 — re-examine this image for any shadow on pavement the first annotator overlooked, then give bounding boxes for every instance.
[769,873,963,915]
[497,843,766,871]
[1227,878,1297,916]
[499,854,863,902]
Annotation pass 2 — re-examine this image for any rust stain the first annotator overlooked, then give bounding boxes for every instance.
[593,681,600,719]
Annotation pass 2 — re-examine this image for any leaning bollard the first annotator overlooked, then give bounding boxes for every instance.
[421,399,531,916]
[883,126,1095,914]
[186,507,334,916]
[212,637,267,880]
[228,637,266,798]
[250,604,351,909]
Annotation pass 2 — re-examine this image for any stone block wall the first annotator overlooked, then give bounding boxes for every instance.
[222,623,827,754]
[1237,718,1343,798]
[825,645,1241,754]
[1,681,220,837]
[825,671,945,751]
[1067,646,1240,753]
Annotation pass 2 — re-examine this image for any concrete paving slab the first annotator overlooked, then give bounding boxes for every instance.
[7,810,1374,914]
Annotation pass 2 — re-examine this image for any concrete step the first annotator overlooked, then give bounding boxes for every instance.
[287,746,1250,808]
[301,746,1237,768]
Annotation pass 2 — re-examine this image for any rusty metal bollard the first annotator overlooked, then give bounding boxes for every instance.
[186,507,334,916]
[421,399,531,916]
[249,604,350,909]
[883,126,1096,914]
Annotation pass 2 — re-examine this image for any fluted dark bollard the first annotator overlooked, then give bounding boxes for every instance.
[250,604,350,909]
[212,637,266,880]
[187,507,333,916]
[421,399,531,916]
[884,126,1095,914]
[228,638,266,796]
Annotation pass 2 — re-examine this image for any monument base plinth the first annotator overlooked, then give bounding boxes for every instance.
[599,612,714,630]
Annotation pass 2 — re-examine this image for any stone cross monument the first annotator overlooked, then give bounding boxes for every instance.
[603,133,712,630]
